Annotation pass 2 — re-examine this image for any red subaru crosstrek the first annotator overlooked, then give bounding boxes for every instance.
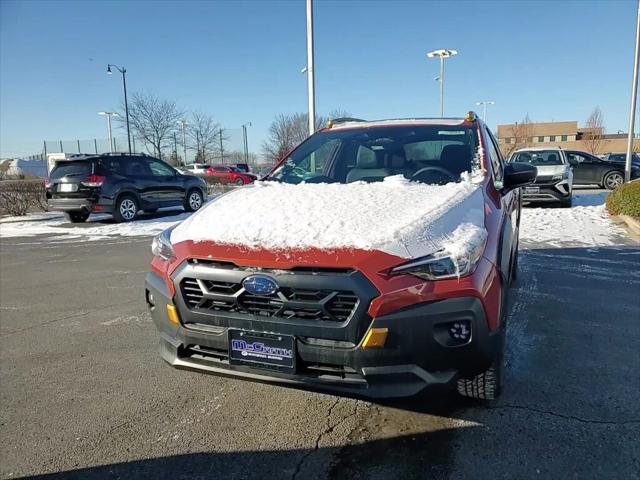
[146,113,536,399]
[206,165,256,185]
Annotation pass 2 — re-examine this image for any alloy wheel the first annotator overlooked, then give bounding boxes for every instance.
[120,199,137,220]
[189,192,202,210]
[606,172,623,189]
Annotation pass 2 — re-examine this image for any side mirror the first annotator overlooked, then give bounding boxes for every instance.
[503,162,537,190]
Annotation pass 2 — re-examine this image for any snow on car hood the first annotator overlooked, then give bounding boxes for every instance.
[171,176,487,259]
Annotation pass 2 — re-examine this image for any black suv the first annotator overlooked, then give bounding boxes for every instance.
[566,150,640,190]
[46,153,207,223]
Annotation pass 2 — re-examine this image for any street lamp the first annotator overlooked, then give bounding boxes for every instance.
[304,0,315,136]
[427,49,458,117]
[476,101,495,123]
[242,122,252,163]
[624,0,640,183]
[107,64,132,154]
[177,120,188,166]
[98,111,119,152]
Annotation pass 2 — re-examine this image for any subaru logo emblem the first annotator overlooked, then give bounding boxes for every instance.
[242,275,278,296]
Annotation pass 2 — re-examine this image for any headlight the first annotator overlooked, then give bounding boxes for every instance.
[151,226,176,260]
[390,232,487,280]
[552,170,570,181]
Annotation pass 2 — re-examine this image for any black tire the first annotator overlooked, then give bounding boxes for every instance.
[603,171,624,191]
[113,195,139,223]
[234,178,245,186]
[457,329,505,400]
[184,189,204,212]
[509,244,519,286]
[65,211,90,223]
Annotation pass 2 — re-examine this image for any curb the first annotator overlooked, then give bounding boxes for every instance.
[616,214,640,237]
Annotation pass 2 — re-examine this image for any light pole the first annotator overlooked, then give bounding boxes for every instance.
[625,0,640,183]
[177,120,188,166]
[107,64,132,154]
[427,49,458,117]
[242,122,252,163]
[304,0,316,136]
[98,111,119,152]
[476,101,495,123]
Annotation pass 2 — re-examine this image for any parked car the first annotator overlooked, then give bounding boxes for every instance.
[206,165,255,185]
[565,150,638,190]
[46,153,207,223]
[183,163,211,175]
[146,113,537,400]
[602,152,640,167]
[509,147,573,207]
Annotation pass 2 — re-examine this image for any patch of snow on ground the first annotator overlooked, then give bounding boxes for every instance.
[0,210,188,240]
[520,192,626,248]
[172,176,486,259]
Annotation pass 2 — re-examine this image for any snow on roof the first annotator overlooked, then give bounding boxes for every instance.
[171,176,486,259]
[329,118,467,130]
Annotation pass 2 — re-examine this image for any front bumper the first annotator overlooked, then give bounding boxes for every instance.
[146,270,503,399]
[522,179,571,204]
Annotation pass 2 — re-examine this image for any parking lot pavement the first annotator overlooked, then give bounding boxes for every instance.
[1,227,639,479]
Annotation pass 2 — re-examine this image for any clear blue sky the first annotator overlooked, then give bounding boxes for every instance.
[0,0,638,158]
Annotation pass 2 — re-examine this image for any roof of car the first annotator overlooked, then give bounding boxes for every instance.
[328,117,470,130]
[512,147,565,153]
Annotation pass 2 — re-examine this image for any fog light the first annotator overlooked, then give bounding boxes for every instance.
[449,321,471,341]
[434,319,473,347]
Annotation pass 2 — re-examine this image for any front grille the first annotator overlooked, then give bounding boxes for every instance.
[180,277,359,322]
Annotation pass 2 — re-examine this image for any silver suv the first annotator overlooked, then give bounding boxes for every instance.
[509,147,573,207]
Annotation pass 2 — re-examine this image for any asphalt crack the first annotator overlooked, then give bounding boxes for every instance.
[291,398,361,480]
[477,403,640,425]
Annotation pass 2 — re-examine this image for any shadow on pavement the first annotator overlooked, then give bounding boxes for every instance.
[21,428,466,480]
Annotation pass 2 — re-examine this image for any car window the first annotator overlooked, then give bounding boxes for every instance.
[98,158,123,175]
[567,153,589,165]
[147,160,175,177]
[123,160,150,177]
[485,130,504,186]
[50,161,93,179]
[267,125,479,185]
[511,150,564,166]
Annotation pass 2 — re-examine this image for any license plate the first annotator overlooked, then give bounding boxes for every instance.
[524,186,540,194]
[228,330,295,372]
[58,183,77,192]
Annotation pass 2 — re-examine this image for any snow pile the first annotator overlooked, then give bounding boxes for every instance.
[171,176,487,259]
[519,193,627,247]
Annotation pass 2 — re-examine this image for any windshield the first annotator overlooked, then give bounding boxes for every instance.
[511,151,564,166]
[50,160,93,179]
[266,125,479,185]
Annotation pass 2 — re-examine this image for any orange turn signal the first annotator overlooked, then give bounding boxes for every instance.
[362,327,388,349]
[166,304,181,325]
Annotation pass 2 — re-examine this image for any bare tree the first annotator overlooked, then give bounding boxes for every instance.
[189,112,220,163]
[261,111,350,164]
[582,107,605,154]
[121,92,183,159]
[504,114,533,157]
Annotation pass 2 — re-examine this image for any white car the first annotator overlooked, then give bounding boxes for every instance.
[183,163,210,175]
[509,147,573,207]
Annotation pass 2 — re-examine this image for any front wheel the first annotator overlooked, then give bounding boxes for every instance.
[603,171,624,191]
[184,189,204,212]
[113,195,139,223]
[457,330,505,400]
[234,178,245,186]
[65,211,90,223]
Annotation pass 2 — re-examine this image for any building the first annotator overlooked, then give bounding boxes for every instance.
[496,120,639,157]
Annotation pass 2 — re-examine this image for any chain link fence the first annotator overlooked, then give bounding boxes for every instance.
[42,128,256,166]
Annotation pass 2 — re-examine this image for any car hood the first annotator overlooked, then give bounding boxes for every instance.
[534,164,568,176]
[171,176,487,260]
